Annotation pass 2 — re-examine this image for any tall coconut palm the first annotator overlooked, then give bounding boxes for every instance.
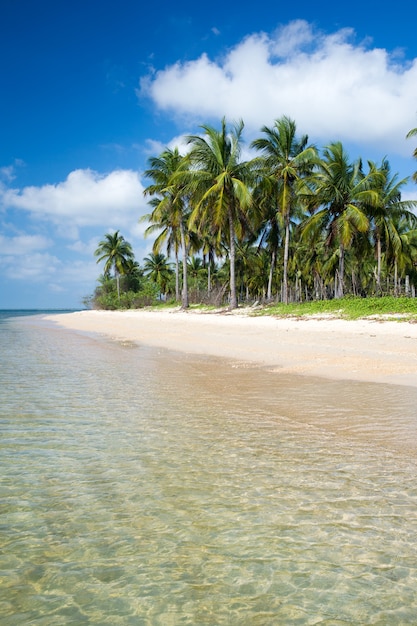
[143,148,191,308]
[302,142,379,298]
[406,126,417,183]
[251,116,317,303]
[142,196,181,299]
[197,222,224,297]
[251,178,283,301]
[143,252,174,298]
[122,259,143,293]
[294,236,327,300]
[185,118,253,309]
[234,241,258,302]
[187,256,206,299]
[379,214,417,295]
[367,159,417,292]
[94,231,135,299]
[246,248,271,301]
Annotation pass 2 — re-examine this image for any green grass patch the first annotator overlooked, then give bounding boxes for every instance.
[256,297,417,321]
[143,301,220,312]
[188,304,220,312]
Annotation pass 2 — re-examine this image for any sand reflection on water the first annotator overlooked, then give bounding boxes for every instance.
[1,316,417,624]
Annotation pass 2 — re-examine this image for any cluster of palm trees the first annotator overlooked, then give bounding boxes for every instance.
[93,231,146,308]
[140,116,417,309]
[93,230,179,308]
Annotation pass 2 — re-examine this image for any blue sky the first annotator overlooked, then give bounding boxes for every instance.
[1,0,417,309]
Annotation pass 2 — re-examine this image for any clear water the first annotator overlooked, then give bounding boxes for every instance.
[1,312,417,625]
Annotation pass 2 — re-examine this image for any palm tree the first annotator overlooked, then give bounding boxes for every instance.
[293,236,327,300]
[302,142,379,298]
[251,116,317,304]
[252,177,283,301]
[142,197,181,299]
[367,159,417,292]
[187,256,206,299]
[246,248,271,301]
[406,126,417,183]
[122,259,143,293]
[384,215,417,295]
[185,118,253,309]
[197,224,224,297]
[235,241,258,301]
[94,231,135,299]
[143,252,174,298]
[143,148,191,308]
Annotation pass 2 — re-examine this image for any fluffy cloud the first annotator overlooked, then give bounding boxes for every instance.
[2,251,60,282]
[0,159,24,184]
[144,134,192,158]
[0,163,160,294]
[0,169,152,296]
[0,233,51,256]
[1,240,99,289]
[1,168,148,238]
[141,20,417,155]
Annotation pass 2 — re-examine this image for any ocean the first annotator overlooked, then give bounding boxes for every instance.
[1,310,417,624]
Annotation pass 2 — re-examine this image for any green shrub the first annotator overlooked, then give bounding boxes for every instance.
[259,296,417,320]
[91,282,160,310]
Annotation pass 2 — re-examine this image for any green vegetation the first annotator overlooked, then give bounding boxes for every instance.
[257,296,417,320]
[88,117,417,313]
[406,126,417,183]
[94,231,136,301]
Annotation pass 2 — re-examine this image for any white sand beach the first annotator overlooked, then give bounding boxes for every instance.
[45,309,417,388]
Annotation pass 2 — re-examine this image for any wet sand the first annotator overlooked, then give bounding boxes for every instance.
[45,309,417,388]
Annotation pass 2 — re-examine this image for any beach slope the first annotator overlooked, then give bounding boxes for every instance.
[45,309,417,387]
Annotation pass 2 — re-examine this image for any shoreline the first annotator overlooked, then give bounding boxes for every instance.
[44,309,417,388]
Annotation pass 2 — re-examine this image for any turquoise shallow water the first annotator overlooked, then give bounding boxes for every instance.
[1,312,417,625]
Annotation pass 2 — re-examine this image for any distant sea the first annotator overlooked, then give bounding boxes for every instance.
[1,310,417,624]
[0,309,81,319]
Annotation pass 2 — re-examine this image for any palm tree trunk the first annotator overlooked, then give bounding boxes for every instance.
[376,236,382,293]
[337,243,345,298]
[314,274,319,300]
[180,221,189,309]
[283,215,290,305]
[352,270,356,296]
[175,250,180,301]
[267,249,275,300]
[228,209,238,309]
[116,271,120,299]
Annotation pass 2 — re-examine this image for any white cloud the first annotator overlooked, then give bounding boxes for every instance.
[0,233,52,255]
[271,20,316,57]
[143,138,169,157]
[2,251,60,282]
[1,168,148,238]
[143,135,192,160]
[59,258,100,285]
[140,20,417,156]
[0,164,158,298]
[67,237,100,255]
[0,159,25,183]
[402,188,417,206]
[0,237,100,288]
[0,166,151,293]
[0,165,17,183]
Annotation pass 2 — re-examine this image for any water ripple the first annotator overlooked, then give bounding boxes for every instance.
[1,316,417,624]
